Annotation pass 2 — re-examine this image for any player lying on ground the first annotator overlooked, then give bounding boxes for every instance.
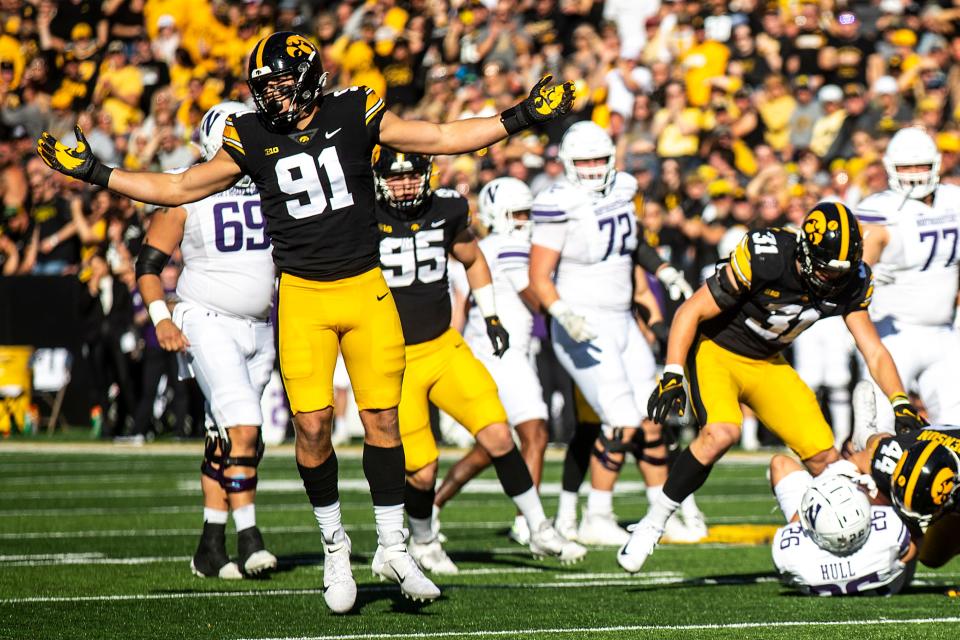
[849,387,960,569]
[38,31,575,613]
[374,151,586,573]
[769,454,916,596]
[624,201,925,573]
[135,102,277,580]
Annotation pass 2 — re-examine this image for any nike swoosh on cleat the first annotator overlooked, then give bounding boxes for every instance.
[325,128,342,139]
[377,292,389,301]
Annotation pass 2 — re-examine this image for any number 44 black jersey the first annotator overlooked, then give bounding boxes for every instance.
[221,86,386,280]
[701,227,874,360]
[376,189,471,345]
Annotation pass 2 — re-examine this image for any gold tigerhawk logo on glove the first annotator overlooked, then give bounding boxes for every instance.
[286,34,313,58]
[535,83,567,116]
[55,139,84,170]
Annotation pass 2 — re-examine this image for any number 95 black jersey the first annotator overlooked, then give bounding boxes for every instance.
[701,228,874,360]
[376,189,471,345]
[221,86,386,280]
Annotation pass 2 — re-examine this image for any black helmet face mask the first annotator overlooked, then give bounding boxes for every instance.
[373,149,433,215]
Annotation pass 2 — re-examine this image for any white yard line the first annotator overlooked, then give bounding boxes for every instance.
[234,618,960,640]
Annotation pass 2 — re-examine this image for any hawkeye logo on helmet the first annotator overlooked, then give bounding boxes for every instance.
[803,210,839,246]
[932,468,956,505]
[286,35,314,58]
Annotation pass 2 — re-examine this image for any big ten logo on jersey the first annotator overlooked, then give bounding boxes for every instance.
[379,229,446,287]
[595,203,637,260]
[202,199,270,253]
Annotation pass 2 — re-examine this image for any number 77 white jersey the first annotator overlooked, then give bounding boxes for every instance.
[530,171,639,312]
[855,185,960,326]
[177,183,275,320]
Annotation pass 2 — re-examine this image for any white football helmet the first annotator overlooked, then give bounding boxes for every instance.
[799,474,872,557]
[558,121,616,192]
[198,101,254,189]
[478,177,534,240]
[883,126,941,199]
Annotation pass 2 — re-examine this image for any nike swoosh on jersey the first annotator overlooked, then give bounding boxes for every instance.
[325,128,342,139]
[430,219,446,228]
[377,292,389,301]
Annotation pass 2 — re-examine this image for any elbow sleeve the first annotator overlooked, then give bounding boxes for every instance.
[135,244,171,280]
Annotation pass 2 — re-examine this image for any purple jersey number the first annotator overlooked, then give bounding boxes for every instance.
[213,201,270,253]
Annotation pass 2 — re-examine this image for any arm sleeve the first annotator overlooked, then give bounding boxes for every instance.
[634,237,665,273]
[362,86,386,145]
[220,115,249,175]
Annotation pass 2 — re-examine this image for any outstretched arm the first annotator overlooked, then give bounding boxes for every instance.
[378,76,574,155]
[38,127,241,206]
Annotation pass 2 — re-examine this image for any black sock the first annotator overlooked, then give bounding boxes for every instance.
[363,443,405,506]
[297,452,339,507]
[491,446,534,498]
[663,447,713,503]
[404,483,435,520]
[562,421,600,493]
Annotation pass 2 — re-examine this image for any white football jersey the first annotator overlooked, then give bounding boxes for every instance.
[856,185,960,326]
[531,172,639,312]
[772,507,911,596]
[176,184,275,320]
[464,233,534,355]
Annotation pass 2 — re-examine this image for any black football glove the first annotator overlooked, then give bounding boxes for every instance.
[500,75,575,135]
[37,126,113,187]
[647,367,686,425]
[890,393,928,434]
[485,315,510,358]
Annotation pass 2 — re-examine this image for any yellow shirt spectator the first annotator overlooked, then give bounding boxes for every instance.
[681,40,729,107]
[654,107,703,158]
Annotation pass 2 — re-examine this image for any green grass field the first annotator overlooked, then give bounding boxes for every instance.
[0,441,958,640]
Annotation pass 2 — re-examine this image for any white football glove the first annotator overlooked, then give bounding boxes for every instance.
[548,300,597,343]
[657,265,693,300]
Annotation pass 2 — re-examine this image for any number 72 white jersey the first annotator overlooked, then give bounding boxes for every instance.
[856,185,960,326]
[530,171,639,312]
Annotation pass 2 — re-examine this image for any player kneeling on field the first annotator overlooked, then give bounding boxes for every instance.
[374,149,586,573]
[135,102,277,579]
[769,454,916,596]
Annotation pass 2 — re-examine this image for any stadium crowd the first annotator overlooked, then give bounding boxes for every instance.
[1,0,959,438]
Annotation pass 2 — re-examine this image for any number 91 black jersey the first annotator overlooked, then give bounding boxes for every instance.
[376,190,471,345]
[221,86,386,280]
[702,228,874,360]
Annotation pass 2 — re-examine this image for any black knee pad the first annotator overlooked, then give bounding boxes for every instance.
[592,428,638,472]
[201,430,265,493]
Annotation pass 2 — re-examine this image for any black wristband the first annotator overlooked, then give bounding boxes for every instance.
[500,104,531,135]
[89,163,114,188]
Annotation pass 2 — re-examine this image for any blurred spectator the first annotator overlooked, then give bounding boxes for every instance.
[24,157,79,275]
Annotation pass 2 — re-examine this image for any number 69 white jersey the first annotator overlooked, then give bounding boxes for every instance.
[530,171,639,312]
[856,185,960,326]
[176,183,275,320]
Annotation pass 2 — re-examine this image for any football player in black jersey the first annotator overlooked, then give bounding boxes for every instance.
[36,32,575,612]
[373,149,586,572]
[846,412,960,570]
[618,201,926,574]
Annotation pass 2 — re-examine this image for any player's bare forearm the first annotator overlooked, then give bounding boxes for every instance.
[452,233,492,289]
[665,285,721,367]
[846,310,907,398]
[861,224,888,266]
[137,273,165,306]
[462,250,493,291]
[108,155,239,206]
[379,110,507,156]
[528,245,561,309]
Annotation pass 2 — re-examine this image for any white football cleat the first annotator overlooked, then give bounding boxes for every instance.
[322,528,357,614]
[508,515,530,546]
[371,529,441,603]
[554,514,579,541]
[190,558,243,580]
[529,521,587,563]
[238,526,278,576]
[661,513,703,543]
[617,519,662,573]
[682,511,709,541]
[408,536,459,575]
[577,511,630,546]
[852,380,888,452]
